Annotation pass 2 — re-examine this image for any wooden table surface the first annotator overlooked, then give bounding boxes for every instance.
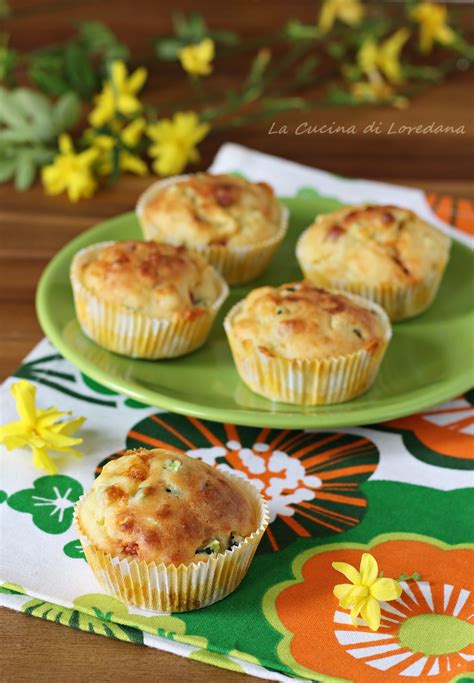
[1,1,473,681]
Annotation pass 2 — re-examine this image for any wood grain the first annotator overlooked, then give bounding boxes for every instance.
[1,0,473,680]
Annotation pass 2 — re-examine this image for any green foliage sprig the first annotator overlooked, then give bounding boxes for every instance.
[0,88,81,189]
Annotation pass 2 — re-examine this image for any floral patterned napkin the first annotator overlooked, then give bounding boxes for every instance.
[1,145,473,682]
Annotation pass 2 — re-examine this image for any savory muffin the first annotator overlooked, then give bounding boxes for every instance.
[70,240,228,358]
[224,282,392,405]
[296,204,450,321]
[136,173,288,284]
[75,448,269,611]
[78,448,257,565]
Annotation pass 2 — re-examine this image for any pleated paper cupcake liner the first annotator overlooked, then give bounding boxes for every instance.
[74,474,269,613]
[136,175,289,285]
[224,293,392,405]
[70,242,228,359]
[296,243,449,321]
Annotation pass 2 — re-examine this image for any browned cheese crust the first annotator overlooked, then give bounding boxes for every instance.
[143,173,281,247]
[80,240,222,317]
[78,448,257,565]
[297,205,450,286]
[229,282,388,360]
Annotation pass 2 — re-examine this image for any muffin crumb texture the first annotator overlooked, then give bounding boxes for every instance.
[79,448,256,565]
[143,173,281,247]
[230,282,388,360]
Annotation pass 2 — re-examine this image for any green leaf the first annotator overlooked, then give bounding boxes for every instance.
[0,87,27,127]
[402,64,442,82]
[295,55,319,83]
[174,11,207,43]
[262,97,307,113]
[0,156,15,182]
[0,127,35,143]
[12,88,55,139]
[246,49,272,88]
[28,51,69,96]
[208,29,239,46]
[76,21,129,62]
[14,149,36,190]
[64,43,97,99]
[53,92,81,132]
[30,146,54,164]
[327,42,346,59]
[284,20,320,41]
[29,68,70,97]
[154,37,184,61]
[0,34,18,85]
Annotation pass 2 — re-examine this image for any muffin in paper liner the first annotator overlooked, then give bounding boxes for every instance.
[295,208,450,322]
[70,241,229,359]
[296,257,446,322]
[224,292,392,406]
[74,474,269,613]
[136,175,289,285]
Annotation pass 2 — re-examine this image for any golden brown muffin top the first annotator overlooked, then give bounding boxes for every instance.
[78,240,225,317]
[297,205,450,286]
[227,282,390,360]
[78,448,257,565]
[143,173,282,247]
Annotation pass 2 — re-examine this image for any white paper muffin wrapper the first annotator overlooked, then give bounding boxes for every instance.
[136,175,289,285]
[74,473,269,613]
[70,241,229,359]
[224,291,392,405]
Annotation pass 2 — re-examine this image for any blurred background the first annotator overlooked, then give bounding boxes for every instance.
[2,0,473,182]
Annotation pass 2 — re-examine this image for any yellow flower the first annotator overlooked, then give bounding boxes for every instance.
[411,2,455,54]
[333,553,402,631]
[358,28,410,85]
[147,111,210,177]
[318,0,365,33]
[351,79,407,108]
[89,60,147,127]
[0,380,85,475]
[41,134,99,202]
[179,38,215,76]
[90,119,148,177]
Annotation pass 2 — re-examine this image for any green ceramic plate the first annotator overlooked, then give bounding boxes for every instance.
[36,194,474,428]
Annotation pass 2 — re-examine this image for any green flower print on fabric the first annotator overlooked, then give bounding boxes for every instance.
[21,597,144,643]
[63,539,86,560]
[0,490,7,504]
[81,373,150,409]
[73,594,188,639]
[0,582,25,595]
[7,475,83,534]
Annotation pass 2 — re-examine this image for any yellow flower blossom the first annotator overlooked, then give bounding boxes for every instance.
[0,380,85,475]
[147,111,210,177]
[333,553,402,631]
[351,79,408,108]
[358,28,410,85]
[318,0,365,33]
[411,2,455,54]
[89,60,147,127]
[179,38,215,76]
[89,119,148,177]
[41,134,99,202]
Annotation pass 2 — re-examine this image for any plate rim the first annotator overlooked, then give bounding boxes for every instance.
[36,210,474,429]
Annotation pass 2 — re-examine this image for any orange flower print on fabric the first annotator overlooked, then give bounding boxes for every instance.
[425,193,474,237]
[382,393,474,470]
[264,534,474,682]
[96,413,379,553]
